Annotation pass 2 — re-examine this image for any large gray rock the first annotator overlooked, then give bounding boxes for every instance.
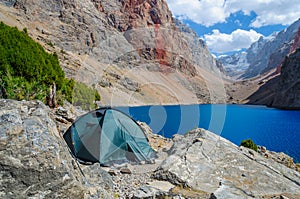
[0,99,112,198]
[0,99,84,198]
[153,128,300,198]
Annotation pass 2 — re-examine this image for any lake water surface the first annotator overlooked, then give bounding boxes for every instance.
[116,104,300,163]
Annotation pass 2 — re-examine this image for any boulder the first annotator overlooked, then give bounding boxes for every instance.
[0,99,84,198]
[153,128,300,198]
[0,99,112,198]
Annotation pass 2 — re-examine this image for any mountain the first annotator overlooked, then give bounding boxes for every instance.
[0,0,225,106]
[218,18,300,79]
[218,51,250,77]
[246,26,300,108]
[271,48,300,109]
[248,48,300,109]
[224,20,300,108]
[174,18,225,74]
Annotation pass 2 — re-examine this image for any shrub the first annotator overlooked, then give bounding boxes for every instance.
[240,139,258,152]
[0,22,101,108]
[72,82,100,110]
[0,22,65,100]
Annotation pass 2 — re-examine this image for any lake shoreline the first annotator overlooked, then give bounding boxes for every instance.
[115,104,300,163]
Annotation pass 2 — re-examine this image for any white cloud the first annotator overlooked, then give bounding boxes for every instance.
[226,0,300,27]
[167,0,229,27]
[204,29,263,53]
[167,0,300,27]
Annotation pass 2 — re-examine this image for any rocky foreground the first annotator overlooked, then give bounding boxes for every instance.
[0,99,300,199]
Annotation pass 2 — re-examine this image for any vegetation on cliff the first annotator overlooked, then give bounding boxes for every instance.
[0,22,100,109]
[240,139,258,152]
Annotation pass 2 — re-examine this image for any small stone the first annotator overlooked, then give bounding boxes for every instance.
[140,161,146,165]
[55,116,69,124]
[265,154,269,158]
[20,106,28,113]
[63,174,71,181]
[108,169,119,176]
[209,193,217,199]
[280,195,290,199]
[120,167,132,174]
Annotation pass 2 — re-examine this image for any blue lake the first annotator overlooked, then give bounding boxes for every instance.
[115,104,300,163]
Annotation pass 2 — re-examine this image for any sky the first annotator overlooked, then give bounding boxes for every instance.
[166,0,300,56]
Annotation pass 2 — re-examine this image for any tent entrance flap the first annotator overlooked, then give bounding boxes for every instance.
[63,107,154,165]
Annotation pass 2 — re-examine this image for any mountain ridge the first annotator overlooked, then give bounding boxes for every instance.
[0,0,226,106]
[218,18,300,79]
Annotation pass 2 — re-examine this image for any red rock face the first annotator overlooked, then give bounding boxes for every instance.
[91,0,173,30]
[91,0,196,76]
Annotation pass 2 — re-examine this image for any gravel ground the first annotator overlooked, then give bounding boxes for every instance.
[102,151,169,198]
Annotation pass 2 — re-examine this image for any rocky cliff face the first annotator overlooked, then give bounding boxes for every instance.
[174,19,223,74]
[219,19,300,79]
[222,19,300,108]
[271,48,300,108]
[290,27,300,53]
[246,28,300,108]
[0,0,225,106]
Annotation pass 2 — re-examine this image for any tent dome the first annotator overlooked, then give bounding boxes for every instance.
[63,108,155,165]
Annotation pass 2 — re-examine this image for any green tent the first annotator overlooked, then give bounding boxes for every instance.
[63,107,155,165]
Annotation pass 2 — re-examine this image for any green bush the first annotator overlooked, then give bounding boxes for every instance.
[72,82,100,110]
[0,22,100,108]
[240,139,258,152]
[0,22,64,101]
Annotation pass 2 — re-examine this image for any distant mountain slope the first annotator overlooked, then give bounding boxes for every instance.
[218,19,300,79]
[218,51,250,77]
[246,27,300,109]
[247,48,300,109]
[225,23,300,109]
[174,18,225,74]
[271,48,300,109]
[0,0,226,106]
